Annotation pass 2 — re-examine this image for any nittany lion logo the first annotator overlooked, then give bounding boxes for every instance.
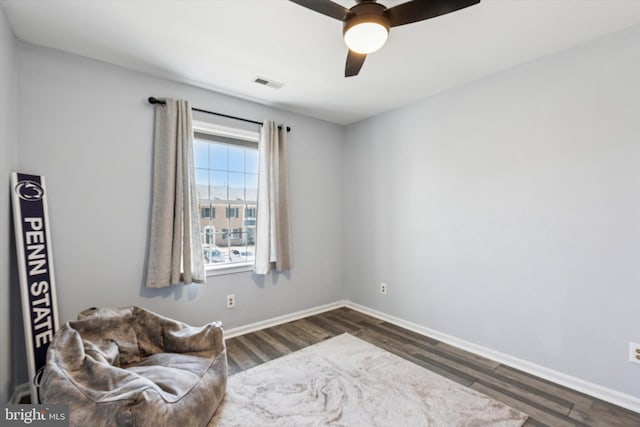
[15,180,44,201]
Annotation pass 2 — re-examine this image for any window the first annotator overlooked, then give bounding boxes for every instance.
[201,207,215,219]
[193,121,259,273]
[203,225,215,245]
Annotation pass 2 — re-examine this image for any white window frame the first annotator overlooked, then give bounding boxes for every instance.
[193,120,259,277]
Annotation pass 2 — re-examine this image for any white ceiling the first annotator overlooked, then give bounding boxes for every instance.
[3,0,640,125]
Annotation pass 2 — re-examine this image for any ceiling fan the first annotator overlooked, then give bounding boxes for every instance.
[290,0,480,77]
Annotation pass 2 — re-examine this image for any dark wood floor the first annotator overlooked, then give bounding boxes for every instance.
[225,307,640,427]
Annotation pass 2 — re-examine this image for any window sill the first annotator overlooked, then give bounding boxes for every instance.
[206,262,254,277]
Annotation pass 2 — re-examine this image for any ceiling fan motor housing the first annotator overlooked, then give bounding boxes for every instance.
[343,2,390,37]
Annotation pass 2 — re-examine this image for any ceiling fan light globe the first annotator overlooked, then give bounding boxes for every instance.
[344,21,389,54]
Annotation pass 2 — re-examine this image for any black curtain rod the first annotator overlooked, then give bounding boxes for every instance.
[148,97,291,132]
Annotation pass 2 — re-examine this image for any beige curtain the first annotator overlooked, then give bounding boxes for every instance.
[255,121,293,275]
[146,99,205,288]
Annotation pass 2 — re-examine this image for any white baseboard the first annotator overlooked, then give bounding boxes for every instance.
[345,301,640,414]
[222,299,640,413]
[224,300,348,339]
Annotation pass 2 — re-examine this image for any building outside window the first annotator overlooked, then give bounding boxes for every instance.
[193,121,258,272]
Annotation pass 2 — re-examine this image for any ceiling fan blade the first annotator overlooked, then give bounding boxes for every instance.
[385,0,480,27]
[289,0,351,21]
[345,50,366,77]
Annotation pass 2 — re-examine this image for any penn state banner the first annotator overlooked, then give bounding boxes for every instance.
[10,172,60,403]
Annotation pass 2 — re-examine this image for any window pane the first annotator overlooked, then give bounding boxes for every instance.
[245,149,258,174]
[228,172,244,201]
[246,227,256,246]
[226,207,240,218]
[203,245,225,264]
[196,169,209,200]
[245,173,258,202]
[244,206,256,219]
[211,170,227,200]
[198,202,212,253]
[216,232,230,259]
[211,143,227,170]
[228,145,244,172]
[201,206,211,219]
[194,139,208,169]
[203,226,215,244]
[230,240,254,263]
[213,203,230,234]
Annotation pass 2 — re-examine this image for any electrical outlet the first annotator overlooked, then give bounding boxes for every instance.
[226,294,235,309]
[380,283,387,295]
[630,342,640,364]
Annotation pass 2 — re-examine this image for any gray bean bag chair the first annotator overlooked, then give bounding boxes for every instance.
[41,306,227,427]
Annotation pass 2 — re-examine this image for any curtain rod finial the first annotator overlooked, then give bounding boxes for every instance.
[148,97,165,105]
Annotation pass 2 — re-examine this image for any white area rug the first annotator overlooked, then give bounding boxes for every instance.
[210,333,528,426]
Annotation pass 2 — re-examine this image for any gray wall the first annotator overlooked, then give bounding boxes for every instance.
[343,25,640,397]
[10,15,640,403]
[0,5,18,403]
[17,43,345,332]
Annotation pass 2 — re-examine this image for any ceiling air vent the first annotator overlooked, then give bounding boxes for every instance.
[253,76,284,89]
